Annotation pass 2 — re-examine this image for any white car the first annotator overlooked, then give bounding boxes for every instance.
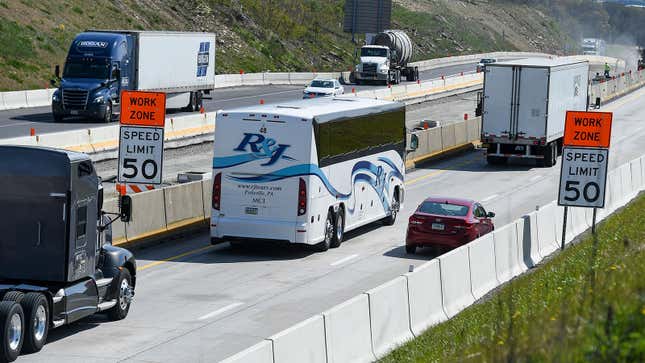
[303,79,344,98]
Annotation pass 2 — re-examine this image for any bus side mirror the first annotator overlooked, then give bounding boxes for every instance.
[54,65,60,79]
[119,195,132,223]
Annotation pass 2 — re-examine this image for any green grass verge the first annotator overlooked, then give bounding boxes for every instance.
[381,193,645,363]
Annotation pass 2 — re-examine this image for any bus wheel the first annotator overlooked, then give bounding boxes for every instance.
[384,195,399,226]
[315,211,333,252]
[331,209,344,248]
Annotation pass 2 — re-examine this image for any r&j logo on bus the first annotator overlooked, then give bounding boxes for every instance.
[234,133,293,166]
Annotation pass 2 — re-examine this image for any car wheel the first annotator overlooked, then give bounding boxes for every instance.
[331,209,344,248]
[405,245,416,254]
[315,211,333,252]
[19,293,48,354]
[0,301,24,363]
[107,269,133,321]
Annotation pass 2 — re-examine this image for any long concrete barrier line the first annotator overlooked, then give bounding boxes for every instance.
[216,153,644,362]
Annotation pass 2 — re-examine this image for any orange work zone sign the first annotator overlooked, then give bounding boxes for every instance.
[120,90,166,127]
[564,111,612,148]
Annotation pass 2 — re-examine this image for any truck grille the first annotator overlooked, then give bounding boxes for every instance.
[362,63,377,73]
[62,89,88,110]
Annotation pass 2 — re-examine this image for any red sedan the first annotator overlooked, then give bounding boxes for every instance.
[405,197,495,254]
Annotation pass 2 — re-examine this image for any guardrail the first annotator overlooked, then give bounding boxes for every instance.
[219,153,645,363]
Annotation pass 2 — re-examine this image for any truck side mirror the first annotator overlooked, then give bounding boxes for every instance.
[50,79,57,87]
[595,97,601,109]
[408,133,419,151]
[55,65,60,79]
[112,68,120,81]
[119,195,132,222]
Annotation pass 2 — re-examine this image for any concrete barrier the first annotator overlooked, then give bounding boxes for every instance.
[454,121,467,145]
[219,340,274,363]
[468,234,499,299]
[440,123,456,150]
[25,89,50,107]
[536,202,558,257]
[493,223,521,283]
[269,315,327,363]
[202,178,213,219]
[517,212,541,268]
[164,181,205,229]
[405,259,447,336]
[620,163,634,202]
[366,277,414,358]
[630,158,643,193]
[323,294,375,363]
[608,169,622,213]
[2,91,28,110]
[439,246,475,317]
[124,188,167,241]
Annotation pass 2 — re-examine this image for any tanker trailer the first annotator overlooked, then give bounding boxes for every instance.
[353,30,419,85]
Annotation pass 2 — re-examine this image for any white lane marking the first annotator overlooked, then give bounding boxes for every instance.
[198,302,244,321]
[529,175,541,182]
[481,194,498,203]
[330,254,359,267]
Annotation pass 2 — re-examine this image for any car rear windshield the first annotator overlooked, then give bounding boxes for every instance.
[310,80,334,88]
[418,201,469,217]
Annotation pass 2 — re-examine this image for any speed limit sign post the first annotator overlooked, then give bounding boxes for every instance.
[118,91,166,190]
[558,111,613,249]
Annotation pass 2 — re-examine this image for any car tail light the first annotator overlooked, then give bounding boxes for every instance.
[212,173,221,211]
[297,178,307,216]
[454,223,474,230]
[409,215,424,225]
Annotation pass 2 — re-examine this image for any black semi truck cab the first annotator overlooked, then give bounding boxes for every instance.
[0,146,136,363]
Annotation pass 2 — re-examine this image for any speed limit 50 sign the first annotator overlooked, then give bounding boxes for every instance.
[558,147,608,208]
[118,126,164,185]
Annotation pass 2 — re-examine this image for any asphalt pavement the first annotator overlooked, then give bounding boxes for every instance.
[18,85,645,362]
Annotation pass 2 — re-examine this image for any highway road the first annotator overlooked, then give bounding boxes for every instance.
[94,90,480,188]
[19,85,645,362]
[0,63,480,140]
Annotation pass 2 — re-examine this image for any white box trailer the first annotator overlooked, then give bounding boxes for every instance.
[136,31,216,92]
[480,58,589,167]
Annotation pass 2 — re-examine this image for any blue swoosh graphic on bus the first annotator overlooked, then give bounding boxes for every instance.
[224,157,403,213]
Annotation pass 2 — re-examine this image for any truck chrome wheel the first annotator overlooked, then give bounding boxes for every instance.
[118,279,133,311]
[33,305,46,342]
[8,313,22,351]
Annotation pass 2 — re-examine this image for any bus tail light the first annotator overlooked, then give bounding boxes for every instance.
[298,178,307,216]
[212,173,221,211]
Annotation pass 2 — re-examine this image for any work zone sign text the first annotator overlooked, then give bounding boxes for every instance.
[120,90,166,127]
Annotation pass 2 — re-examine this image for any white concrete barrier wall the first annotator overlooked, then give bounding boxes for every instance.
[468,234,499,299]
[269,316,326,363]
[323,295,375,363]
[493,223,522,284]
[405,260,447,336]
[518,212,541,267]
[219,340,274,363]
[366,277,414,358]
[536,202,559,257]
[439,246,475,317]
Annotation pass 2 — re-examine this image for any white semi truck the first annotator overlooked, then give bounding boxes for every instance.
[353,30,419,85]
[480,58,589,167]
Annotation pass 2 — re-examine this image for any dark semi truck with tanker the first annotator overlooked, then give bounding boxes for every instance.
[0,146,136,362]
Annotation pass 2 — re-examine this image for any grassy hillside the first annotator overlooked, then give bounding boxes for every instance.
[0,0,579,91]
